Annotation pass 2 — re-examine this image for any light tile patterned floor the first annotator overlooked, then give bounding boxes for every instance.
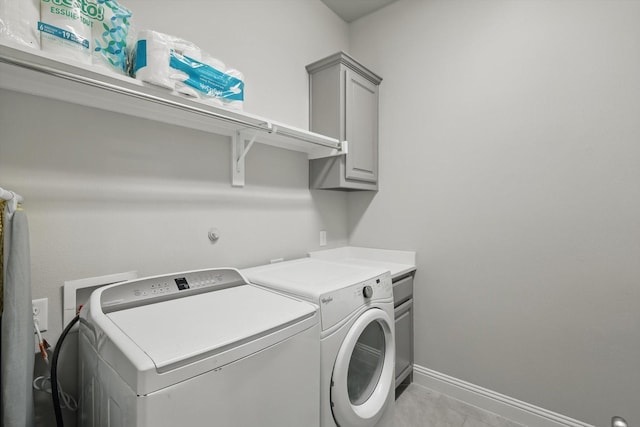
[394,384,526,427]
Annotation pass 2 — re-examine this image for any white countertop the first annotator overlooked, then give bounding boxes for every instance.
[308,246,416,279]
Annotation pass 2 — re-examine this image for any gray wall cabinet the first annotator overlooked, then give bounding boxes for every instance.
[307,52,382,190]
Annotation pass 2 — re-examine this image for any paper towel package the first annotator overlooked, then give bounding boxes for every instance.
[134,30,245,110]
[35,0,133,73]
[39,0,93,64]
[0,0,40,49]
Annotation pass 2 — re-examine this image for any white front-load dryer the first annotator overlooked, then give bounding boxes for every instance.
[243,258,395,427]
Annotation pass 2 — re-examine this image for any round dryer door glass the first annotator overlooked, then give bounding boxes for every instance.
[331,308,395,427]
[347,321,386,405]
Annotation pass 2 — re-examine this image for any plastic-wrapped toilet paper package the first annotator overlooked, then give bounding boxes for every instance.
[0,0,40,49]
[175,54,225,103]
[219,68,244,111]
[197,67,244,111]
[134,30,245,110]
[92,0,132,75]
[38,0,93,63]
[173,54,245,111]
[134,30,202,90]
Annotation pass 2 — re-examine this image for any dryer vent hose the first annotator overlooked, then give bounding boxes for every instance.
[51,314,80,427]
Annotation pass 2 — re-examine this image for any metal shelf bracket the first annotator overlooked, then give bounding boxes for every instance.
[232,124,274,187]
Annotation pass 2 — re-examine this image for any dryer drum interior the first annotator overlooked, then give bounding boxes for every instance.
[348,320,386,405]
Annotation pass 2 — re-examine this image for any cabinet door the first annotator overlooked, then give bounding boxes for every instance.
[394,299,413,386]
[345,68,378,183]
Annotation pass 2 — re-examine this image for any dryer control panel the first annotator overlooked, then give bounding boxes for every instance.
[99,268,247,313]
[319,271,392,331]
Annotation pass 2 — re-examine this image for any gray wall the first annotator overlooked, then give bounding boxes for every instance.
[3,1,639,426]
[348,1,640,426]
[0,3,348,424]
[0,0,349,339]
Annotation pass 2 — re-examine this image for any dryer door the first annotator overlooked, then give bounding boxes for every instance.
[331,308,394,427]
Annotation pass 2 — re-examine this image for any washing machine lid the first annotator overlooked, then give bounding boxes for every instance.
[243,258,388,301]
[82,268,318,395]
[107,284,314,371]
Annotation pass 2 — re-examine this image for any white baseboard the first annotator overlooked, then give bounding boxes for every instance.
[412,365,595,427]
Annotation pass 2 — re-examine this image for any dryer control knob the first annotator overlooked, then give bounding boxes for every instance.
[363,285,373,298]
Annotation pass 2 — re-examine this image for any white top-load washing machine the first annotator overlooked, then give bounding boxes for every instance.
[78,268,320,427]
[243,258,395,427]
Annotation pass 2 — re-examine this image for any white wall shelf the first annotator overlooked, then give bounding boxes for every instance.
[0,42,346,187]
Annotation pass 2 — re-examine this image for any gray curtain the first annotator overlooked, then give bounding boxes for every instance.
[1,205,35,427]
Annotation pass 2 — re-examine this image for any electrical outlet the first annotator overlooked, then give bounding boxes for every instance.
[32,298,48,332]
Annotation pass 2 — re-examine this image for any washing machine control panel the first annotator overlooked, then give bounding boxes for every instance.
[320,272,392,331]
[99,268,247,313]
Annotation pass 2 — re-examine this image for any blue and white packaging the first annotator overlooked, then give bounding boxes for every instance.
[169,52,244,105]
[92,0,132,75]
[133,30,244,111]
[133,29,201,90]
[39,0,93,63]
[37,0,133,74]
